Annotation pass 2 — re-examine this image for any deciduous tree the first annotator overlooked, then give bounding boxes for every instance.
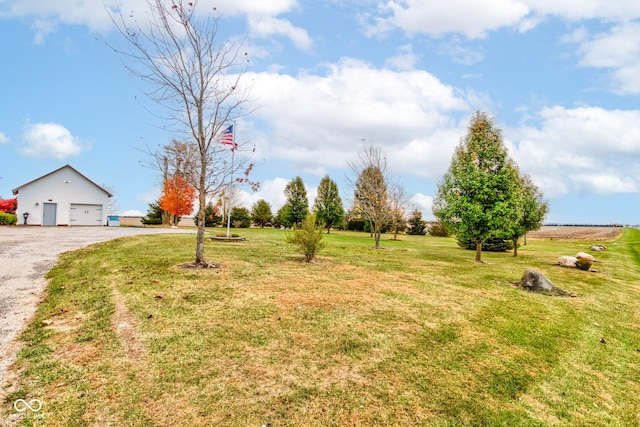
[159,176,196,224]
[508,174,548,256]
[283,177,309,226]
[110,0,253,266]
[433,111,520,262]
[350,146,393,249]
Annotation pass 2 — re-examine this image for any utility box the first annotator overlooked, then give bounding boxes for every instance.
[107,216,121,227]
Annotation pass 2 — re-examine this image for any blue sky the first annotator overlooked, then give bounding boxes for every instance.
[1,0,639,225]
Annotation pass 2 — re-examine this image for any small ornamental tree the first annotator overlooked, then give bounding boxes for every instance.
[286,213,326,262]
[251,199,273,228]
[313,175,345,233]
[0,198,17,214]
[159,176,196,225]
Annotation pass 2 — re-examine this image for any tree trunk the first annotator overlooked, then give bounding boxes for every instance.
[475,241,482,262]
[524,233,528,246]
[194,147,207,265]
[513,238,518,257]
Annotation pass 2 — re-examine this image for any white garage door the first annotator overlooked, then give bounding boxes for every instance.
[70,204,103,226]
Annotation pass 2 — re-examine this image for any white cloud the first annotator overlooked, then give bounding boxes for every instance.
[507,106,640,197]
[409,193,434,219]
[0,132,9,144]
[572,22,640,94]
[246,58,469,179]
[136,188,161,205]
[385,44,419,70]
[20,123,87,160]
[237,177,290,211]
[248,16,312,50]
[367,0,640,39]
[2,0,299,42]
[375,0,530,39]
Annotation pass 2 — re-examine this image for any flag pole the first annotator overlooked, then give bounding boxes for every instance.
[225,122,236,238]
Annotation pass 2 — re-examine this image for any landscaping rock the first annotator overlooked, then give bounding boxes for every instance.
[558,256,578,268]
[520,269,555,292]
[590,244,607,251]
[576,252,596,262]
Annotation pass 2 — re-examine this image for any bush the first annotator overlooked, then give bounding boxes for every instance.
[575,257,592,271]
[428,221,450,237]
[0,198,17,214]
[286,214,326,262]
[0,212,17,225]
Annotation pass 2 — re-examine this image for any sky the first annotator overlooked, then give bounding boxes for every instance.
[1,0,639,225]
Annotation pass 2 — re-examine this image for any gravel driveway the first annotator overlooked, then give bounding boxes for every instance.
[0,226,195,389]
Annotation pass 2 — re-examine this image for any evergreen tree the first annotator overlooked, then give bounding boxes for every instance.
[433,111,520,262]
[406,209,427,235]
[193,202,222,227]
[251,199,273,228]
[283,177,309,226]
[141,201,165,225]
[313,175,345,233]
[230,207,251,228]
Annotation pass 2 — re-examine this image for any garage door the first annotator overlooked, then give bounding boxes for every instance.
[70,204,103,226]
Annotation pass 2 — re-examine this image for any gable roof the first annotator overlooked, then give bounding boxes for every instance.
[12,164,113,197]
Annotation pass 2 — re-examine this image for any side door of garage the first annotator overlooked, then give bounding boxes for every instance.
[70,204,103,226]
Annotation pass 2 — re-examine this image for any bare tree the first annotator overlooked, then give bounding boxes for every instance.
[109,0,253,266]
[348,146,393,249]
[388,182,407,240]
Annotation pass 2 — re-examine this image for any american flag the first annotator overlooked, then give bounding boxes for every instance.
[219,125,234,146]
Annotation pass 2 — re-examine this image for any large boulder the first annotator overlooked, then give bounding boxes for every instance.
[520,269,555,292]
[576,252,596,262]
[558,256,578,268]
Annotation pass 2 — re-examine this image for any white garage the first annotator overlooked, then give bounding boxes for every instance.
[12,165,112,226]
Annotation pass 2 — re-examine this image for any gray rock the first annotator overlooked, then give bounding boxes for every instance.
[590,244,607,251]
[520,269,555,292]
[576,252,596,262]
[558,256,578,268]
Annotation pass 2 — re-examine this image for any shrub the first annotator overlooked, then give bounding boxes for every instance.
[0,212,17,225]
[575,257,592,271]
[0,198,17,214]
[428,221,450,237]
[286,214,326,262]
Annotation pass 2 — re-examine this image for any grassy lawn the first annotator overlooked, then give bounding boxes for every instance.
[3,228,640,426]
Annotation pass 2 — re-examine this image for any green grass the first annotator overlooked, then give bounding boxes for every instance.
[2,228,640,426]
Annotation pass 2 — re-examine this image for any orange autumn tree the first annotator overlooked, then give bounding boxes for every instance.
[159,176,196,225]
